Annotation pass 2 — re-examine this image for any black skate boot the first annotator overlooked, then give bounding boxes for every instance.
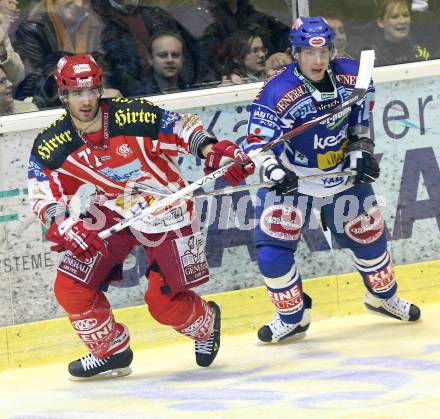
[364,292,421,321]
[258,293,312,343]
[68,346,133,381]
[195,301,221,367]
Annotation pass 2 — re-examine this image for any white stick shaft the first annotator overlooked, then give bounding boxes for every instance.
[131,170,356,198]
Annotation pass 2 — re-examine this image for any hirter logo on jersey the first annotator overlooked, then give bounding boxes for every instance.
[345,206,384,244]
[309,36,326,47]
[117,143,133,158]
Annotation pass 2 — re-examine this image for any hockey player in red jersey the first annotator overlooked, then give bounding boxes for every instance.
[28,54,254,380]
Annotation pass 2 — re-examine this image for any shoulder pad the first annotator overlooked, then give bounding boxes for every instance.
[332,58,360,88]
[32,113,83,169]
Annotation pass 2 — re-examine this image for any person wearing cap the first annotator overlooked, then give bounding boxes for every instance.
[27,53,255,380]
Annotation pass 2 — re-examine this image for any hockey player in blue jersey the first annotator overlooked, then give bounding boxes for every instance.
[205,16,421,343]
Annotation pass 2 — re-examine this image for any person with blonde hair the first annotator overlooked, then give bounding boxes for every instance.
[370,0,431,65]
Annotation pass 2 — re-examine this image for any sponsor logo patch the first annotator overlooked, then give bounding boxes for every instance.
[37,130,74,160]
[260,205,303,241]
[114,107,157,128]
[366,264,396,292]
[309,36,326,47]
[268,283,303,315]
[345,206,384,244]
[73,64,91,74]
[316,139,348,170]
[77,77,93,88]
[72,318,98,331]
[58,252,99,284]
[276,85,308,114]
[176,233,209,286]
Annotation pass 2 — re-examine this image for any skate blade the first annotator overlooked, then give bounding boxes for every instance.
[364,304,408,321]
[69,366,132,382]
[257,332,307,345]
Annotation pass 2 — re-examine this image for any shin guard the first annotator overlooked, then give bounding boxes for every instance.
[55,273,130,358]
[70,310,130,359]
[263,265,305,325]
[354,251,397,299]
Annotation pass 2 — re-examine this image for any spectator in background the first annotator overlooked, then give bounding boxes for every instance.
[201,0,290,79]
[144,32,186,95]
[360,0,432,66]
[164,0,213,38]
[264,49,292,78]
[322,12,350,58]
[13,0,107,108]
[218,30,267,86]
[410,0,440,57]
[0,0,24,88]
[0,64,37,114]
[92,0,214,97]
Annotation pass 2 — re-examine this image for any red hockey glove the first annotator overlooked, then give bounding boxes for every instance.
[204,140,255,186]
[46,218,108,260]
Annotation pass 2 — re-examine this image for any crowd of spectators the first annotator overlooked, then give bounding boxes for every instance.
[0,0,439,116]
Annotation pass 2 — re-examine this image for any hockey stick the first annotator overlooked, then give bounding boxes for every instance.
[98,50,374,240]
[130,170,357,198]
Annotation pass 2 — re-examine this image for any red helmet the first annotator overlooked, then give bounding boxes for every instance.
[55,54,103,92]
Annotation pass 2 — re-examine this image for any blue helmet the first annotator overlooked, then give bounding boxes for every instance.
[290,16,335,50]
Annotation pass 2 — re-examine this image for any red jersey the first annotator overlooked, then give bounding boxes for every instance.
[28,97,215,233]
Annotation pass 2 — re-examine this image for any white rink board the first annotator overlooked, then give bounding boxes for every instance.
[1,70,440,325]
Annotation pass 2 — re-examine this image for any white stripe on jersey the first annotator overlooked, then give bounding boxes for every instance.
[135,136,168,184]
[65,156,125,191]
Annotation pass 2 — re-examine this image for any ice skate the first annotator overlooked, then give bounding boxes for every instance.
[68,346,133,381]
[364,292,421,321]
[258,293,312,343]
[195,301,221,367]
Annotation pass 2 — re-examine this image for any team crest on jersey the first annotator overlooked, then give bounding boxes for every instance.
[117,143,133,158]
[345,206,384,244]
[260,205,303,241]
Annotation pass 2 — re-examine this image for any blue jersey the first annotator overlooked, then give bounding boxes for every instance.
[243,57,375,197]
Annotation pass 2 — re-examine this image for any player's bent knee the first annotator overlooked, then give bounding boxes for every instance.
[258,245,294,278]
[54,272,102,314]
